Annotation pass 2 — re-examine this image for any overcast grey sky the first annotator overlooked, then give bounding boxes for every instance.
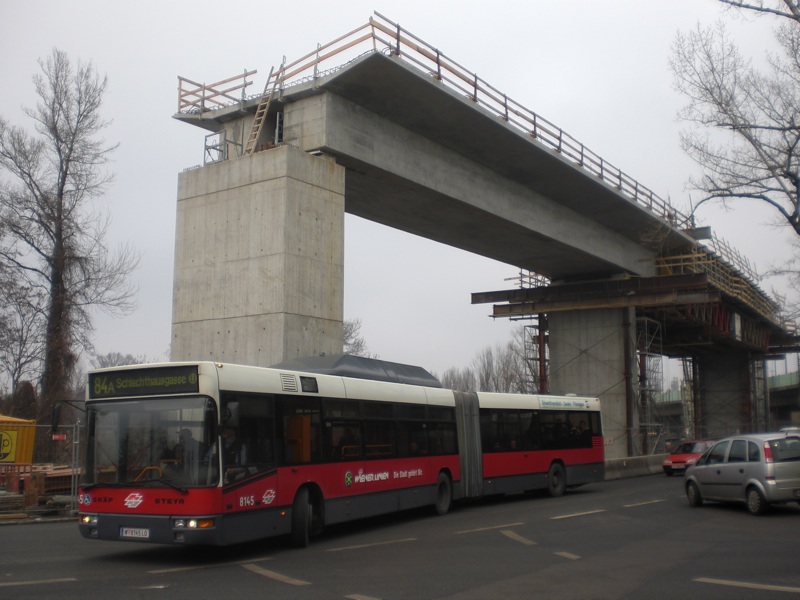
[1,1,791,376]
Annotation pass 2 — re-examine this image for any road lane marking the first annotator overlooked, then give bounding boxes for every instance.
[555,552,581,560]
[694,577,800,594]
[455,522,524,534]
[500,530,537,545]
[0,578,77,588]
[346,595,382,600]
[241,563,311,586]
[550,510,606,520]
[327,537,416,552]
[148,556,273,574]
[624,499,665,508]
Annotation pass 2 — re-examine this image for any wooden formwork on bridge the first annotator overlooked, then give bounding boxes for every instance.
[656,239,779,326]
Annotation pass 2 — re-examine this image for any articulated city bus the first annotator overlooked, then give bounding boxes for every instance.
[78,357,603,546]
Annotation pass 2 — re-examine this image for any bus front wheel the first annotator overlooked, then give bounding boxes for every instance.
[434,472,452,515]
[290,487,313,548]
[547,462,566,498]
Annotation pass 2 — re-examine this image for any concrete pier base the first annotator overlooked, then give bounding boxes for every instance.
[697,352,750,438]
[171,145,345,366]
[548,307,638,460]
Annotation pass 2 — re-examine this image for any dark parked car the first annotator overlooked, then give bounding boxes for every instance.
[662,439,715,476]
[685,432,800,514]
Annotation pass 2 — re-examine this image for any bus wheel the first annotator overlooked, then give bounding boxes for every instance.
[547,463,566,498]
[434,472,452,515]
[290,487,312,548]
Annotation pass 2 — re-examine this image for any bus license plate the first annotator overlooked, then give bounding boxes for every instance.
[120,527,150,539]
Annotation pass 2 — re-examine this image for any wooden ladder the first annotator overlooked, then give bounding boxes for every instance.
[244,64,283,156]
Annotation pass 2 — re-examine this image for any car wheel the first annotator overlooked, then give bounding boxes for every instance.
[686,481,703,507]
[746,486,768,515]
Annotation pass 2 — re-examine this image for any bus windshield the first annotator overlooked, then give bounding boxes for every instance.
[83,396,218,488]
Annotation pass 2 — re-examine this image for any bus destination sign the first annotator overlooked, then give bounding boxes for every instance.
[89,365,200,399]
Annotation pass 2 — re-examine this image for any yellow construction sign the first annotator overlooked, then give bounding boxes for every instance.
[0,415,36,463]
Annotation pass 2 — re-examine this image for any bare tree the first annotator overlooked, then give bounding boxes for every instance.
[0,276,45,396]
[0,49,139,422]
[671,1,800,234]
[439,366,476,391]
[465,328,533,393]
[91,351,148,369]
[344,318,377,357]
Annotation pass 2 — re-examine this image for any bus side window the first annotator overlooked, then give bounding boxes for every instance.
[397,421,427,457]
[428,423,457,455]
[276,396,322,465]
[525,411,541,450]
[480,410,499,452]
[364,420,395,459]
[222,394,278,478]
[327,422,362,460]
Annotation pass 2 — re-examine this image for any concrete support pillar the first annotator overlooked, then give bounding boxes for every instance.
[548,307,637,460]
[171,145,345,366]
[697,352,750,438]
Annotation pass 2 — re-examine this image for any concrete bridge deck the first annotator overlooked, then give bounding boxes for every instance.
[177,42,698,282]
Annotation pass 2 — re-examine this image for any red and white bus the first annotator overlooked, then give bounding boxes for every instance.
[78,356,603,546]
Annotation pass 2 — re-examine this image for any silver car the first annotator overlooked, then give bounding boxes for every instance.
[685,432,800,515]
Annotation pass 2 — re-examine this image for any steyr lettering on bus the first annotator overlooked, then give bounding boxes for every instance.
[154,498,185,505]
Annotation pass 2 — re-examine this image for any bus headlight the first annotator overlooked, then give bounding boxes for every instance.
[79,514,99,537]
[173,518,215,529]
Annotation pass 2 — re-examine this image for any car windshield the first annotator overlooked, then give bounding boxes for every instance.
[83,396,219,488]
[673,442,707,454]
[770,436,800,462]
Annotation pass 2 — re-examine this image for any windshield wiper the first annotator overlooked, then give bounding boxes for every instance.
[80,482,132,490]
[136,478,189,493]
[82,479,188,493]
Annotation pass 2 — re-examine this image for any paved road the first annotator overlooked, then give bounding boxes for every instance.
[2,475,799,599]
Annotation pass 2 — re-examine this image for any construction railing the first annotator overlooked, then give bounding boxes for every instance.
[178,69,258,113]
[657,234,778,323]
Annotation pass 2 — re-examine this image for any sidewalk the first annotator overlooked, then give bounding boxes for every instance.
[0,492,76,525]
[0,511,76,525]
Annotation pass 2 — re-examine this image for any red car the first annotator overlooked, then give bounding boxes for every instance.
[662,440,715,476]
